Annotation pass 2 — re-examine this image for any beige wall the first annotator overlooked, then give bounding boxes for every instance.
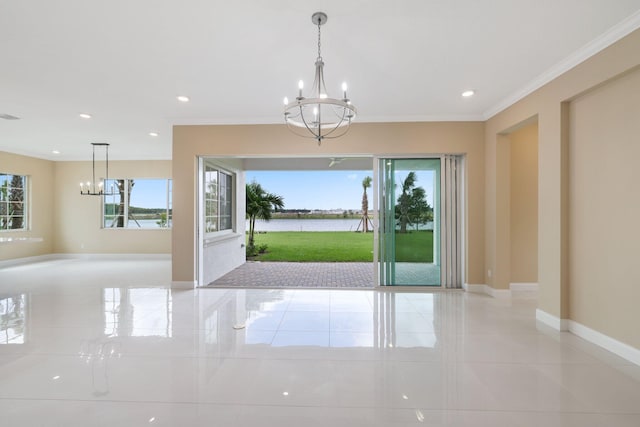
[172,122,485,283]
[53,160,172,254]
[568,67,640,349]
[509,123,538,283]
[485,27,640,350]
[0,151,54,260]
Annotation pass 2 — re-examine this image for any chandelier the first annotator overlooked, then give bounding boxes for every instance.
[283,12,356,145]
[80,143,116,196]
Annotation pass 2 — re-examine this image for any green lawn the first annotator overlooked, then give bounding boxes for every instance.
[394,230,433,262]
[248,230,433,262]
[250,232,374,262]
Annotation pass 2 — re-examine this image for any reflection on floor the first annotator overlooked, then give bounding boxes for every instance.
[1,258,640,426]
[393,263,441,285]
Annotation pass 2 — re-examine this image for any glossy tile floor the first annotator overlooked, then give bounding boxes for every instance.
[1,258,640,426]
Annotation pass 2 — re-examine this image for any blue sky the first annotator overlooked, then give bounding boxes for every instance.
[125,172,435,211]
[246,170,436,211]
[246,171,370,210]
[129,179,170,209]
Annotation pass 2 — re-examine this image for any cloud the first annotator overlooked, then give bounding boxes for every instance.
[347,174,358,180]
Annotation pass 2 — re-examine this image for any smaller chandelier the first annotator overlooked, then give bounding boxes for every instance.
[80,143,116,196]
[284,12,356,145]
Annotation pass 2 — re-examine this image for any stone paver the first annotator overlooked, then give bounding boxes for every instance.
[207,262,374,289]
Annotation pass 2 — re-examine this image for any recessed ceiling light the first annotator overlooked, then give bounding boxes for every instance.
[149,132,159,137]
[79,113,92,119]
[177,95,190,103]
[461,90,475,98]
[52,150,60,154]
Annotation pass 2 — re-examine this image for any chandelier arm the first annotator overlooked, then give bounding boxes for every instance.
[329,103,356,123]
[285,121,324,139]
[317,102,322,141]
[297,104,323,141]
[316,109,349,139]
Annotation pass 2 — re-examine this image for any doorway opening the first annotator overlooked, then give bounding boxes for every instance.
[197,155,464,289]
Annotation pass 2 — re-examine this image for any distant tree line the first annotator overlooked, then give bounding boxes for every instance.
[104,204,171,216]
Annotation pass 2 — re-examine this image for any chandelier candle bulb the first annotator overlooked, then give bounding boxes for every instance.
[342,82,348,99]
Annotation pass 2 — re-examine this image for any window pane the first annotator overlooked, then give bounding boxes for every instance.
[103,179,172,229]
[0,173,27,231]
[167,179,173,228]
[127,179,171,229]
[203,163,234,235]
[104,179,125,228]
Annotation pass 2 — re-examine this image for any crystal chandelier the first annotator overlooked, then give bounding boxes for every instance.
[283,12,356,145]
[80,143,116,196]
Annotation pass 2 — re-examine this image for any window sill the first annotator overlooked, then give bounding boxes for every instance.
[204,231,242,247]
[100,228,172,231]
[0,237,43,244]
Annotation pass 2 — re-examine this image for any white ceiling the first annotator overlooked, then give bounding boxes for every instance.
[1,0,640,161]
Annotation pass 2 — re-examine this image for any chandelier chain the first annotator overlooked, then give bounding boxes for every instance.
[317,19,322,60]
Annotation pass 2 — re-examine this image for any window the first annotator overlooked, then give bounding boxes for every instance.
[0,173,27,231]
[204,163,234,233]
[103,178,172,229]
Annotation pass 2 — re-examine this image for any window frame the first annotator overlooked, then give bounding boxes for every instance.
[102,178,172,230]
[0,173,28,232]
[203,161,235,238]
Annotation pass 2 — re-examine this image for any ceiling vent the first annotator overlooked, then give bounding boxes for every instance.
[0,114,20,120]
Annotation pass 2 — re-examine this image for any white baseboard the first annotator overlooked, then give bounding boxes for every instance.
[510,282,539,298]
[569,320,640,366]
[486,286,511,299]
[463,282,538,299]
[510,282,539,291]
[0,254,59,268]
[535,309,569,331]
[0,253,171,269]
[171,281,197,290]
[462,283,486,293]
[463,283,511,298]
[536,309,640,366]
[63,253,171,260]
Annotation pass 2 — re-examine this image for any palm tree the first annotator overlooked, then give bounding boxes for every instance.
[396,172,417,233]
[112,179,135,228]
[358,176,373,232]
[246,180,284,251]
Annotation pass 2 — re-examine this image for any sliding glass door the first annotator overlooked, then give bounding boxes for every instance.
[378,159,441,286]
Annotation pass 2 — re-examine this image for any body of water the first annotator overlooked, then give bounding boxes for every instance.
[250,218,363,231]
[248,219,434,232]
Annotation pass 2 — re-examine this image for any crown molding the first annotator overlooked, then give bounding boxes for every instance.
[483,9,640,120]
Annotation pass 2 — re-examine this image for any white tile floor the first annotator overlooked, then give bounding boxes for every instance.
[1,258,640,426]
